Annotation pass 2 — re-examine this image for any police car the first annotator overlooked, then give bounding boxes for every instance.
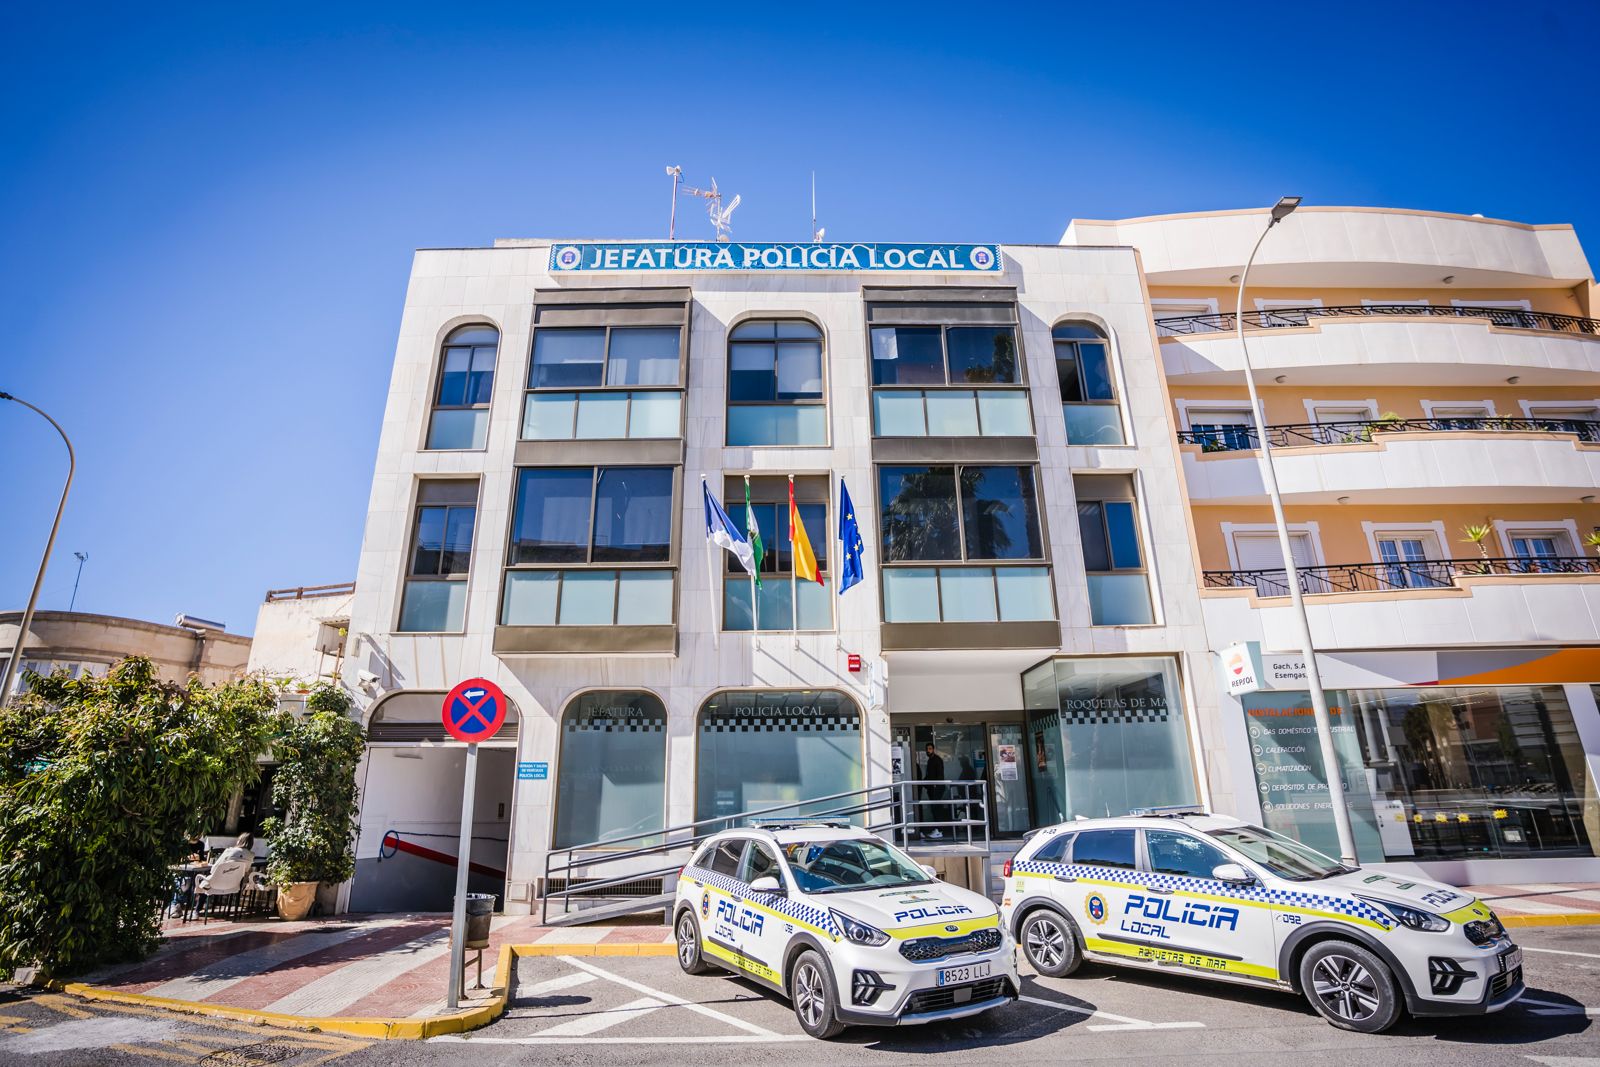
[1000,810,1523,1033]
[674,820,1018,1038]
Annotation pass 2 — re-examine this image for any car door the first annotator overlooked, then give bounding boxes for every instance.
[1140,829,1278,982]
[699,837,751,970]
[734,839,787,987]
[1063,828,1140,959]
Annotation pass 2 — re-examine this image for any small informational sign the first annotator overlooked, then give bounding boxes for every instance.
[549,241,1001,274]
[847,653,862,673]
[1221,641,1309,697]
[517,761,548,781]
[441,678,508,744]
[996,744,1019,781]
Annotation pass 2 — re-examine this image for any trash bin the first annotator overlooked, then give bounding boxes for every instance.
[464,893,496,947]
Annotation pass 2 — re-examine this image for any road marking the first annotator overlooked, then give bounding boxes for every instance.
[1523,946,1600,960]
[521,972,599,997]
[1018,993,1205,1031]
[263,928,453,1016]
[143,918,405,1001]
[457,1035,813,1044]
[1521,995,1600,1016]
[537,996,666,1037]
[558,956,781,1037]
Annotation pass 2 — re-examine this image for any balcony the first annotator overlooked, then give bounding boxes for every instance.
[1156,303,1600,338]
[1179,416,1600,452]
[1205,555,1600,598]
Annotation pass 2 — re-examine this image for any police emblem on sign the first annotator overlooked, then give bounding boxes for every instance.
[1085,893,1108,924]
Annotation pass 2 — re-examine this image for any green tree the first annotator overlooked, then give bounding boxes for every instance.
[0,658,279,979]
[260,684,365,889]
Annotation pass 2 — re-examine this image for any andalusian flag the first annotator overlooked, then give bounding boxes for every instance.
[789,477,822,585]
[744,476,764,588]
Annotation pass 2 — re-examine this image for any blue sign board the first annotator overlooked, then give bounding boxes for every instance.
[517,761,548,781]
[549,242,1001,274]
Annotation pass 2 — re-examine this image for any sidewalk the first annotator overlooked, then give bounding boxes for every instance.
[1462,882,1600,926]
[61,912,672,1038]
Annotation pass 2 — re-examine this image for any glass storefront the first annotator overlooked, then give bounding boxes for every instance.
[696,690,863,827]
[1023,656,1198,823]
[552,690,666,849]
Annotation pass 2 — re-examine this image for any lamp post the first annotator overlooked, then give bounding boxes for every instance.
[0,392,75,706]
[1233,198,1360,866]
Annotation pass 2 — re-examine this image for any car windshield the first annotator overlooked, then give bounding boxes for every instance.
[1206,824,1349,882]
[780,837,933,894]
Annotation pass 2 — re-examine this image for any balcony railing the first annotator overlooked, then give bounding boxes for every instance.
[1178,416,1600,451]
[1205,555,1600,597]
[1155,303,1600,337]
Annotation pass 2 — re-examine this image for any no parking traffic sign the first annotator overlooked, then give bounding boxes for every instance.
[441,677,507,743]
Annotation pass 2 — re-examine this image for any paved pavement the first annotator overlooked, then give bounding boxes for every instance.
[11,922,1600,1065]
[4,925,1599,1064]
[1463,882,1600,921]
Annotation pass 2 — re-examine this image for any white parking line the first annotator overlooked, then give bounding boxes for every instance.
[1523,946,1600,960]
[537,996,666,1036]
[557,956,781,1037]
[1519,995,1600,1016]
[1018,993,1205,1032]
[521,972,598,997]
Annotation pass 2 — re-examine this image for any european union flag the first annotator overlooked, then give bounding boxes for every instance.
[838,477,865,595]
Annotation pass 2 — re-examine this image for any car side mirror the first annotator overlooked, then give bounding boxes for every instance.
[1212,862,1255,886]
[748,875,783,894]
[919,864,938,879]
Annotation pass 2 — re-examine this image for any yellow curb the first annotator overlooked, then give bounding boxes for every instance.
[517,942,677,957]
[1501,913,1600,928]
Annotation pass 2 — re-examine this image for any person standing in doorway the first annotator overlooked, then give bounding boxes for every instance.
[921,743,947,840]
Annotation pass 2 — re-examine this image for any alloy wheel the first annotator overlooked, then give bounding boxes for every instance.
[1027,916,1066,968]
[794,961,826,1028]
[677,917,697,968]
[1310,953,1381,1021]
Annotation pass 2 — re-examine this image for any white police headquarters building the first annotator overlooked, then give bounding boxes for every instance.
[337,222,1600,915]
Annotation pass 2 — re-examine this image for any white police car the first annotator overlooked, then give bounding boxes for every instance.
[674,820,1018,1038]
[1000,811,1523,1033]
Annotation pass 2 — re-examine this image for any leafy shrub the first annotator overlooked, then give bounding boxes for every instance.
[0,658,279,979]
[260,684,364,887]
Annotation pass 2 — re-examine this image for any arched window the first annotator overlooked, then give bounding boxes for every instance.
[1053,322,1123,445]
[552,690,667,848]
[726,320,826,445]
[426,325,500,450]
[696,690,862,825]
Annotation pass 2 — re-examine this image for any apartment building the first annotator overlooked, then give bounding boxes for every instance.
[340,239,1227,913]
[1064,206,1600,882]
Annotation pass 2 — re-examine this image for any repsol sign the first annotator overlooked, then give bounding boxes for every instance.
[549,242,1001,273]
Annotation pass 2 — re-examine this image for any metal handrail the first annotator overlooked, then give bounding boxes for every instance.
[264,581,357,602]
[1178,416,1600,451]
[1155,303,1600,337]
[541,778,991,924]
[1205,555,1600,597]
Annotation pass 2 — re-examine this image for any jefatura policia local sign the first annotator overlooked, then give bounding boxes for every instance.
[549,241,1001,273]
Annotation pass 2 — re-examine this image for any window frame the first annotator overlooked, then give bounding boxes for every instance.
[1053,321,1126,445]
[498,465,680,628]
[550,688,669,850]
[1140,828,1232,881]
[867,320,1031,439]
[522,323,686,442]
[721,475,833,633]
[424,324,501,452]
[725,317,830,447]
[1074,474,1156,626]
[874,463,1055,625]
[396,480,481,634]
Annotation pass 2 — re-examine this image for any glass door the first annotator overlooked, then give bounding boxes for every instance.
[892,721,1034,840]
[987,724,1030,836]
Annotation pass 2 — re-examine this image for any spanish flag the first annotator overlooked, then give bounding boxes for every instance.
[789,477,822,585]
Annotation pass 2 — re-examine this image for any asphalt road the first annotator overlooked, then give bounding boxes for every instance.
[3,926,1598,1066]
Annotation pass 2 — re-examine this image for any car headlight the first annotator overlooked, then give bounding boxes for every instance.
[1358,896,1450,932]
[830,909,890,947]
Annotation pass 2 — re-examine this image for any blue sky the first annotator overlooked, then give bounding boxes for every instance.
[1,2,1595,636]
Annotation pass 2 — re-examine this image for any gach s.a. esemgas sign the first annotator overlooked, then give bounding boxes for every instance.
[549,242,1001,273]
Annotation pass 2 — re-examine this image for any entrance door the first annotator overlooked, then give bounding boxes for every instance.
[894,721,1034,840]
[988,724,1030,835]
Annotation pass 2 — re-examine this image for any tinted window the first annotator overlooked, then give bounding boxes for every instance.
[1072,829,1136,869]
[1030,831,1074,864]
[946,326,1018,384]
[879,466,961,561]
[707,839,745,877]
[532,328,606,388]
[871,327,945,385]
[605,327,680,386]
[1077,503,1111,571]
[592,467,673,563]
[1145,830,1231,880]
[739,842,781,884]
[509,469,593,563]
[961,465,1042,560]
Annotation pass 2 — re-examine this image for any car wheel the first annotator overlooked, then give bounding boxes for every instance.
[789,949,846,1039]
[675,910,718,975]
[1298,940,1403,1033]
[1020,908,1081,978]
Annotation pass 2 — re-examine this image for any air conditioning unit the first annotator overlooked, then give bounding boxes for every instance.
[315,621,348,657]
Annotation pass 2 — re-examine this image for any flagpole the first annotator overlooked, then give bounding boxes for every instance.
[789,475,800,649]
[745,475,759,644]
[701,477,720,651]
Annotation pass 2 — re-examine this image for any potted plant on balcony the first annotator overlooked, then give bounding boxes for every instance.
[260,684,365,921]
[1374,411,1406,433]
[1460,523,1496,574]
[1584,531,1600,559]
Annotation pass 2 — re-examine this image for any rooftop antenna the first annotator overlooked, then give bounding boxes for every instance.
[681,177,741,242]
[811,171,825,242]
[69,551,88,612]
[665,165,682,240]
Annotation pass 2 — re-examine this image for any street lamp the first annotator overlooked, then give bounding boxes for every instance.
[0,392,75,705]
[1233,197,1360,866]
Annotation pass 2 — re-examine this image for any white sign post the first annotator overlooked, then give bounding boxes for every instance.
[440,677,508,1012]
[447,743,478,1012]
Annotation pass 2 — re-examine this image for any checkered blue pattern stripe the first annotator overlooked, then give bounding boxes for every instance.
[1011,861,1393,928]
[684,864,841,936]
